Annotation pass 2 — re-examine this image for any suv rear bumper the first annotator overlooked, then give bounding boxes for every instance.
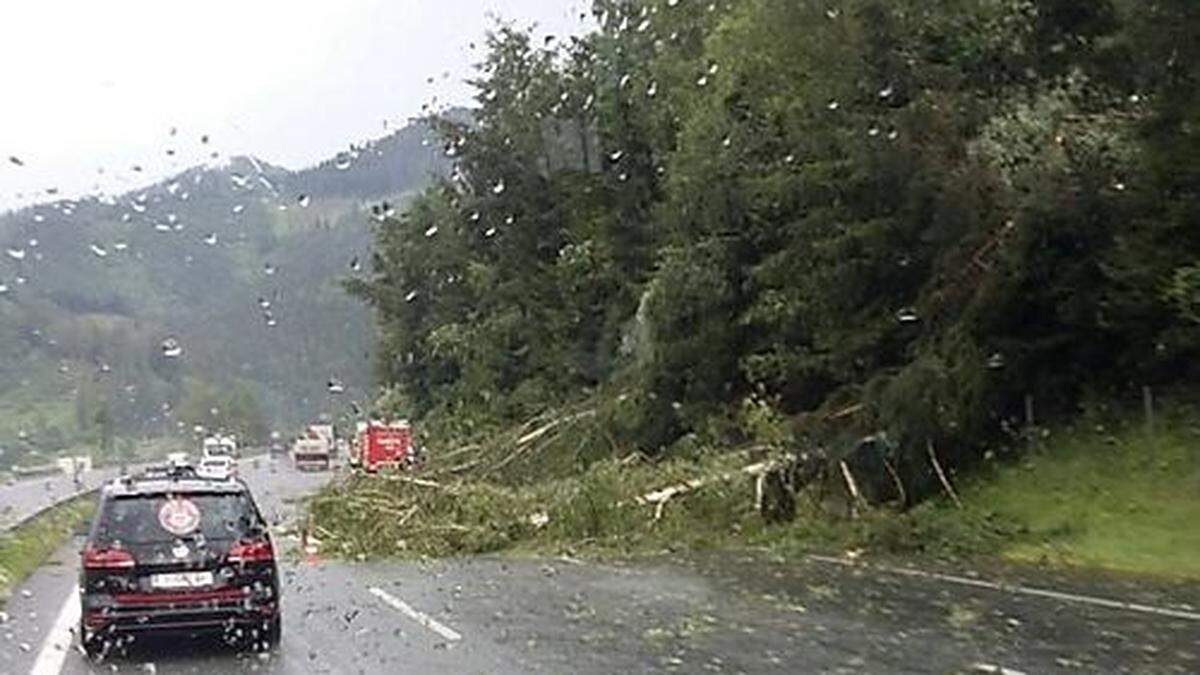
[83,589,278,635]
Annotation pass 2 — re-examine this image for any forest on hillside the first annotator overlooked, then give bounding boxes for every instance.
[0,122,443,467]
[351,0,1200,488]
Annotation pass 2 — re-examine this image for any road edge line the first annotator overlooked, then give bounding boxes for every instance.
[807,555,1200,621]
[29,584,79,675]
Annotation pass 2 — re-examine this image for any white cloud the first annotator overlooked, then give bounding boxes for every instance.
[0,0,589,211]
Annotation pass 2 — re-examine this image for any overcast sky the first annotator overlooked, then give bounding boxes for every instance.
[0,0,590,212]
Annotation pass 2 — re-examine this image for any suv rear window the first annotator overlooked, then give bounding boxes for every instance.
[94,492,261,545]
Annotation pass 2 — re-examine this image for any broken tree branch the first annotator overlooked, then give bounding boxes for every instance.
[926,441,962,509]
[839,461,866,519]
[883,457,907,506]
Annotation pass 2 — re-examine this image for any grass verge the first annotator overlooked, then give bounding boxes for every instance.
[0,495,96,607]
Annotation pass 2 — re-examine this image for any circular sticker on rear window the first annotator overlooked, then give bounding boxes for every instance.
[158,497,201,536]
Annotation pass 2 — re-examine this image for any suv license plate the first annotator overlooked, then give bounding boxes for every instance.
[151,571,214,589]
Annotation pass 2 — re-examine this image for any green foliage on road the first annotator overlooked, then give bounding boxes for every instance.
[313,413,1200,583]
[0,495,95,607]
[351,0,1200,503]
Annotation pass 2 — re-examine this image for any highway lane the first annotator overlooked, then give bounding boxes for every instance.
[0,469,119,532]
[4,457,1199,674]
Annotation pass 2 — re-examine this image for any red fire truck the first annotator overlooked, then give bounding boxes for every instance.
[351,421,414,473]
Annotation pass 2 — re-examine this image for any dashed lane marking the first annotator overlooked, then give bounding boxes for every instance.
[368,586,463,642]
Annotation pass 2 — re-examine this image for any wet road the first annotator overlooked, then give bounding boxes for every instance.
[3,459,1198,674]
[0,470,120,532]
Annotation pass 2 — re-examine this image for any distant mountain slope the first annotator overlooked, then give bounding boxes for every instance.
[0,117,446,467]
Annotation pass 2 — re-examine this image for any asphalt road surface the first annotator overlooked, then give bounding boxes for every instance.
[3,458,1198,674]
[0,469,120,532]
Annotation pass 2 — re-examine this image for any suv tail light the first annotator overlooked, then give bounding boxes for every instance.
[228,539,273,563]
[83,544,136,569]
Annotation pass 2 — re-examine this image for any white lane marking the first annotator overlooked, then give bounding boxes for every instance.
[971,664,1028,675]
[368,586,462,642]
[29,586,79,675]
[807,555,1200,621]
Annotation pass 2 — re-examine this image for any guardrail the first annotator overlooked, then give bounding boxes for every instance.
[1,487,99,535]
[1,452,274,535]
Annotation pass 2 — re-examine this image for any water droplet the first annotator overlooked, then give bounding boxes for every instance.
[161,338,183,358]
[492,180,506,195]
[878,85,894,99]
[646,81,658,98]
[114,242,128,252]
[203,233,218,246]
[90,244,109,258]
[335,154,353,170]
[424,226,439,238]
[827,100,840,111]
[327,379,346,394]
[987,353,1006,370]
[404,290,419,302]
[609,150,625,162]
[264,263,276,276]
[232,204,245,215]
[696,75,709,87]
[6,247,26,261]
[298,194,310,208]
[895,308,919,323]
[484,227,497,238]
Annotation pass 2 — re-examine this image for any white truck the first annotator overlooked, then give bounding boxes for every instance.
[291,425,333,471]
[202,434,239,459]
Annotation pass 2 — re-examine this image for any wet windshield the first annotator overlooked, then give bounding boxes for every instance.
[2,0,1199,673]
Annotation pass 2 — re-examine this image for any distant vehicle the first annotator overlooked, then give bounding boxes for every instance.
[202,434,239,460]
[79,465,280,659]
[56,455,93,475]
[352,420,414,473]
[197,455,237,480]
[291,425,333,471]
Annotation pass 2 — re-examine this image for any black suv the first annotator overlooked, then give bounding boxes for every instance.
[79,464,281,659]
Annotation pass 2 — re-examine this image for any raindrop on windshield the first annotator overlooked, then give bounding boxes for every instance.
[327,379,346,395]
[203,233,218,246]
[89,244,109,258]
[424,226,439,238]
[161,338,183,358]
[895,308,919,323]
[335,154,353,170]
[298,194,310,208]
[5,247,26,261]
[492,180,506,195]
[988,353,1006,370]
[8,156,24,166]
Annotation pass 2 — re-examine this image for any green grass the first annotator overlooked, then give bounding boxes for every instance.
[956,425,1200,579]
[0,495,96,607]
